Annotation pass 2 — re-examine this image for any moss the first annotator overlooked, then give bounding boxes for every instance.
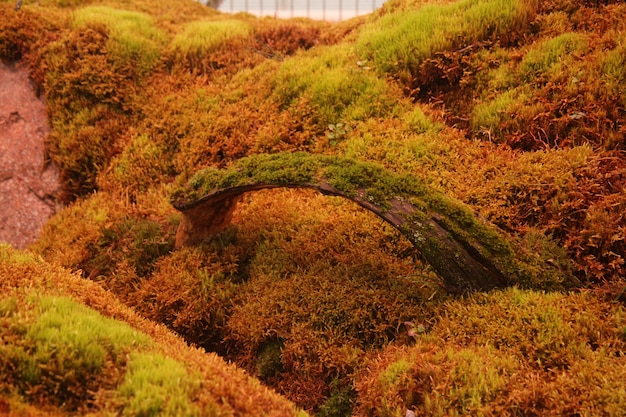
[2,295,151,410]
[5,0,626,413]
[73,5,167,76]
[118,352,201,417]
[518,32,589,83]
[271,45,406,132]
[379,358,411,390]
[356,288,626,416]
[317,378,355,417]
[0,244,305,416]
[256,339,284,381]
[171,19,252,58]
[105,133,174,194]
[174,152,426,207]
[356,0,537,89]
[175,152,577,291]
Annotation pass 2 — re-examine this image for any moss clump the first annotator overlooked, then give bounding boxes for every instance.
[171,19,251,58]
[118,352,201,417]
[518,32,589,82]
[0,244,305,416]
[1,295,151,410]
[255,339,284,381]
[73,5,167,76]
[5,0,626,413]
[356,0,537,90]
[271,45,406,133]
[356,287,626,416]
[174,152,425,208]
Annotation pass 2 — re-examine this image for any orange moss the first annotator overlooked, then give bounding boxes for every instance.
[355,288,626,416]
[3,0,626,414]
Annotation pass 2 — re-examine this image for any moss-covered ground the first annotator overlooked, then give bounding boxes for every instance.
[1,0,625,415]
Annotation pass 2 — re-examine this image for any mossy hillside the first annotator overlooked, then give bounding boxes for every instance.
[355,287,626,416]
[457,5,626,150]
[73,5,168,76]
[271,45,407,133]
[355,0,537,91]
[0,244,305,416]
[3,2,334,199]
[468,30,626,149]
[3,0,626,414]
[2,294,154,412]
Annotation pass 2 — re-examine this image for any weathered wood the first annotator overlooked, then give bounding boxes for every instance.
[174,182,508,292]
[171,152,574,293]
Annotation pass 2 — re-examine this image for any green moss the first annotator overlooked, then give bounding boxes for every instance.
[470,88,530,140]
[118,352,201,417]
[423,347,517,415]
[27,295,151,368]
[601,35,626,108]
[73,5,167,75]
[317,378,355,417]
[379,358,411,390]
[0,296,19,317]
[356,0,536,87]
[256,339,284,381]
[519,32,589,83]
[1,295,151,409]
[171,19,251,59]
[403,107,444,134]
[272,45,405,130]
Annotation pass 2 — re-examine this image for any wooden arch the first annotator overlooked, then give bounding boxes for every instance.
[171,153,568,293]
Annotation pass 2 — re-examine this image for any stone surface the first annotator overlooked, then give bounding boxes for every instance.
[0,61,60,249]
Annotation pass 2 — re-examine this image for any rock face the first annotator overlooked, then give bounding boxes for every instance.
[0,61,60,249]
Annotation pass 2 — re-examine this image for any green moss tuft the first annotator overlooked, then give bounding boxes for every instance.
[272,45,405,132]
[118,352,201,417]
[2,295,151,410]
[356,0,537,89]
[171,19,251,58]
[73,5,167,76]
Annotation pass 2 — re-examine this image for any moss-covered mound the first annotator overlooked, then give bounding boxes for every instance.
[2,0,626,415]
[0,244,304,416]
[356,287,626,416]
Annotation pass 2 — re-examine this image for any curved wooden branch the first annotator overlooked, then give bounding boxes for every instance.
[171,152,573,293]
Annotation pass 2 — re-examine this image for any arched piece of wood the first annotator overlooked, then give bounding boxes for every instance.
[171,152,571,293]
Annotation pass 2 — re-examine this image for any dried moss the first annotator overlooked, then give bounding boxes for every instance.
[356,287,626,416]
[0,244,306,416]
[4,0,626,414]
